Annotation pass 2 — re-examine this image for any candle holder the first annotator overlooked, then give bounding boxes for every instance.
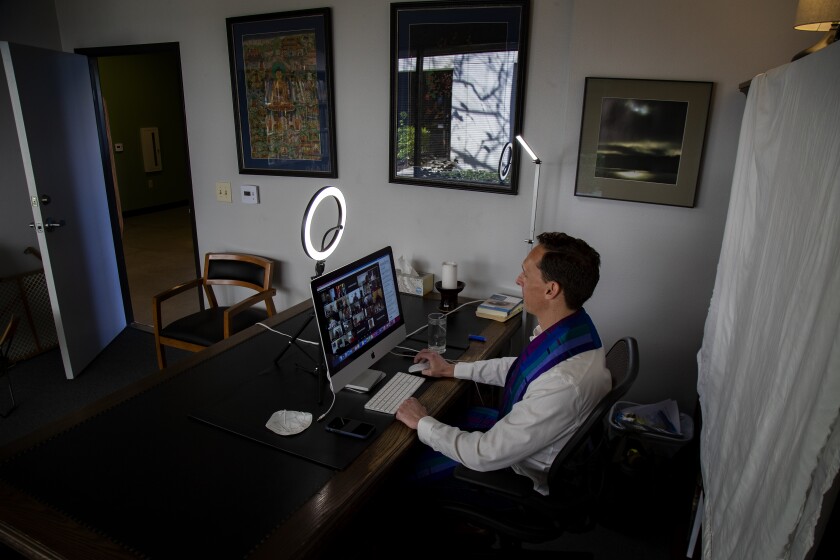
[435,281,465,312]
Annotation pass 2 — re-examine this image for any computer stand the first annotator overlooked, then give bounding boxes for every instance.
[273,311,328,405]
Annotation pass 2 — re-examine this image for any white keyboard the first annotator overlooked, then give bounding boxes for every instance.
[364,371,424,414]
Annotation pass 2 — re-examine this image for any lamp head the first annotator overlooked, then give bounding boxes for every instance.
[516,135,541,164]
[795,0,840,30]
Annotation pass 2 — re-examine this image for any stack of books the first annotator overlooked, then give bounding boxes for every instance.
[475,293,524,322]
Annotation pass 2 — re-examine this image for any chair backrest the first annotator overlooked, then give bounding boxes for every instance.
[202,253,275,307]
[547,336,639,498]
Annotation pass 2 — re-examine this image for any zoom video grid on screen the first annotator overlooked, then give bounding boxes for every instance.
[313,250,403,376]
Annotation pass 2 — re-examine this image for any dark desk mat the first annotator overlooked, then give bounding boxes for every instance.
[190,362,401,470]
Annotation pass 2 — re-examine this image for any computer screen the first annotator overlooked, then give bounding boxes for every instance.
[309,246,407,392]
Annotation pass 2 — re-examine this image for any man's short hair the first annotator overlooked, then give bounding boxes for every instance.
[535,232,600,309]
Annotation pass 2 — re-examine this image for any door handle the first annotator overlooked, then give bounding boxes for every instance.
[29,219,65,232]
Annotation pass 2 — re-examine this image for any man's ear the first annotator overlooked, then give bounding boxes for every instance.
[545,281,561,300]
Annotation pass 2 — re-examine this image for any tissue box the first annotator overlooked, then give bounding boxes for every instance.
[397,272,434,296]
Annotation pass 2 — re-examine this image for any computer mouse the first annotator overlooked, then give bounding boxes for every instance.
[408,361,430,373]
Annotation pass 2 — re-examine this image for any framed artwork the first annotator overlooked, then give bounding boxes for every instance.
[574,78,713,207]
[389,1,531,194]
[226,8,337,177]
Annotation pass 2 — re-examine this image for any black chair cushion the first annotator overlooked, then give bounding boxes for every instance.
[160,307,269,347]
[207,259,266,287]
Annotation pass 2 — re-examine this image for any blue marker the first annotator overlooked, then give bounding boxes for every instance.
[468,334,486,342]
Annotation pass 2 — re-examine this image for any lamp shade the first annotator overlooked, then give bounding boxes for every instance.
[795,0,840,31]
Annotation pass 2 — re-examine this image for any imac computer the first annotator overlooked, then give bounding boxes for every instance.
[309,246,407,392]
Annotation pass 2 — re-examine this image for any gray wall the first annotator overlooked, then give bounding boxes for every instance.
[2,0,818,413]
[0,0,62,275]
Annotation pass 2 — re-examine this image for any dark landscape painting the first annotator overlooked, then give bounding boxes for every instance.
[595,97,688,185]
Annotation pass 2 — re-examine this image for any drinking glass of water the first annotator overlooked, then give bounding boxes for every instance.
[427,312,446,354]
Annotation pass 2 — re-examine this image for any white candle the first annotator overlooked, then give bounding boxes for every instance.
[442,261,458,289]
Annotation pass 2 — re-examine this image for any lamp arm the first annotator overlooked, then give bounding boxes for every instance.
[526,162,542,245]
[523,160,542,346]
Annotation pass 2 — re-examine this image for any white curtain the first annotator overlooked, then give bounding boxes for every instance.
[697,43,840,560]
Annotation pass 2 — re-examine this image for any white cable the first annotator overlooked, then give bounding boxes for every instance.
[256,322,319,345]
[316,376,336,422]
[403,299,484,339]
[260,299,483,347]
[257,322,333,421]
[473,380,485,406]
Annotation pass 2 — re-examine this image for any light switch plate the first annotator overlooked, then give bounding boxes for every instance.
[216,182,232,203]
[241,185,259,204]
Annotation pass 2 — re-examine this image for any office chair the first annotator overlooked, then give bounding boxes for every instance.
[1,315,20,418]
[153,252,277,369]
[439,337,639,555]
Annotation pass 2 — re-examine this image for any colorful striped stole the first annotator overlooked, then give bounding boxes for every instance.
[497,308,602,417]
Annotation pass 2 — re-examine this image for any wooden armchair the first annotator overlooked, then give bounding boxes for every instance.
[152,253,276,369]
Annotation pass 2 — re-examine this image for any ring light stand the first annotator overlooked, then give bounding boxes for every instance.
[276,186,348,405]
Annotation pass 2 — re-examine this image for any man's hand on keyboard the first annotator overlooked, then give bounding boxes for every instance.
[414,349,455,378]
[395,397,428,430]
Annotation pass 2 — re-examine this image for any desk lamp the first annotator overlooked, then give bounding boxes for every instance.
[517,134,541,345]
[792,0,840,61]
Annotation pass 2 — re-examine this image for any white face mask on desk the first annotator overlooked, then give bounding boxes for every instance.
[266,410,312,436]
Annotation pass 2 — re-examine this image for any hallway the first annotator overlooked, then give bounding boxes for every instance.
[121,206,199,329]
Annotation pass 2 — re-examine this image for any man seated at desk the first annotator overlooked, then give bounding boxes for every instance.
[396,232,610,497]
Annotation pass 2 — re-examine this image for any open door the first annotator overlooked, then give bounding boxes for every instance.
[1,42,125,379]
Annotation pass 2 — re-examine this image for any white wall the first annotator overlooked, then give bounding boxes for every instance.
[8,0,818,412]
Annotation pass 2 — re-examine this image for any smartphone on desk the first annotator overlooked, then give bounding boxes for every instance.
[325,417,376,439]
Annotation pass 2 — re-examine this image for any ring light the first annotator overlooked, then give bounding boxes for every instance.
[498,142,513,181]
[301,186,346,263]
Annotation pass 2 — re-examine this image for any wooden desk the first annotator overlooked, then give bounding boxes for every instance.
[0,295,519,559]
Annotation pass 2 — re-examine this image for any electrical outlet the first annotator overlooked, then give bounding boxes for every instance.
[216,181,232,203]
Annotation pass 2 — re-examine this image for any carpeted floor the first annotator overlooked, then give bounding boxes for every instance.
[0,326,189,448]
[122,206,199,328]
[1,205,198,446]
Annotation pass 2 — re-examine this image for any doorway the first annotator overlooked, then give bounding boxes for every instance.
[77,43,201,330]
